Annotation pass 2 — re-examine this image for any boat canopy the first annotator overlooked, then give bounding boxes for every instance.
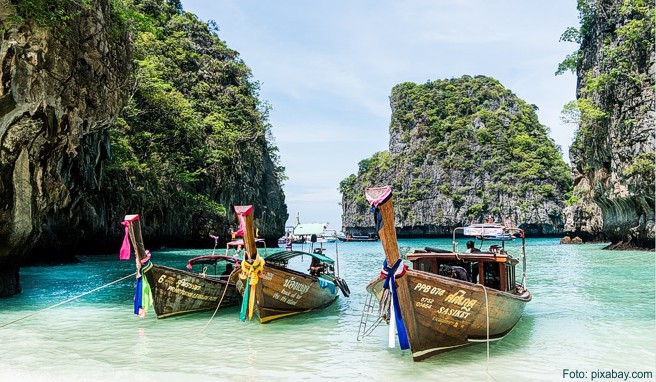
[293,223,328,235]
[462,224,516,240]
[265,250,335,264]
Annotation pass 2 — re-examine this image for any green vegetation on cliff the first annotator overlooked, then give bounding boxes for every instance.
[559,0,654,181]
[5,0,81,32]
[341,76,571,233]
[6,0,138,37]
[103,0,286,238]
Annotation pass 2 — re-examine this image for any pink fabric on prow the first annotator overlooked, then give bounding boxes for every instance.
[233,205,254,216]
[120,221,131,260]
[365,186,392,207]
[119,215,140,260]
[231,205,253,237]
[231,214,246,237]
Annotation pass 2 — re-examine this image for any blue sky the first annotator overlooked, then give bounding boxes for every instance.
[180,0,580,231]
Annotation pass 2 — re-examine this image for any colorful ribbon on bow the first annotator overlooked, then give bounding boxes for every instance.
[134,251,153,318]
[381,258,410,350]
[371,206,383,231]
[239,254,266,321]
[119,215,140,260]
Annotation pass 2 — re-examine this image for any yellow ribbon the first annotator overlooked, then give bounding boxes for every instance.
[239,254,265,320]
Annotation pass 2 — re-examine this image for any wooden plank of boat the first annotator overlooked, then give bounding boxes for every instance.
[363,186,531,361]
[253,265,338,323]
[124,214,240,319]
[234,205,344,323]
[144,264,241,319]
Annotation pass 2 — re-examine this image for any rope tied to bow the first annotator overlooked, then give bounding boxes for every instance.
[239,253,265,321]
[381,258,410,350]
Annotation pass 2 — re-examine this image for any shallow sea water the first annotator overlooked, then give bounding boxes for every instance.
[0,239,654,381]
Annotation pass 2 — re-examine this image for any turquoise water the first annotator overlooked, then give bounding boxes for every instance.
[0,239,654,382]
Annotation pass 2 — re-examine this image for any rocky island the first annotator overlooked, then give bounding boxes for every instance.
[340,75,571,237]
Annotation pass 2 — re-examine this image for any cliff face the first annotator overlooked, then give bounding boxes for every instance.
[0,1,288,297]
[564,0,655,249]
[341,76,571,237]
[0,1,131,295]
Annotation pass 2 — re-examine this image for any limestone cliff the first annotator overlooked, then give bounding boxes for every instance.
[341,76,571,237]
[0,0,288,297]
[0,0,131,295]
[564,0,654,249]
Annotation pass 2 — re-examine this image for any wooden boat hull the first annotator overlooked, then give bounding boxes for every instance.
[367,269,531,361]
[236,264,338,323]
[145,264,241,319]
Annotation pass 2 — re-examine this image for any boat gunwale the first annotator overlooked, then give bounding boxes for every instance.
[150,263,235,285]
[263,261,337,283]
[187,254,240,266]
[264,249,336,264]
[366,266,531,301]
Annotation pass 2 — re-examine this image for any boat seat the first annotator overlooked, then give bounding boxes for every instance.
[424,246,452,253]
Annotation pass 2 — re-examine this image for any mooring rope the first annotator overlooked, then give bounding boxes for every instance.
[0,272,136,329]
[477,283,498,382]
[201,268,238,332]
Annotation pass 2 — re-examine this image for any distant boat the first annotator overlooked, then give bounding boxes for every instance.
[317,229,338,243]
[358,186,531,361]
[231,205,350,323]
[278,225,304,245]
[337,233,379,242]
[293,223,336,244]
[121,215,241,319]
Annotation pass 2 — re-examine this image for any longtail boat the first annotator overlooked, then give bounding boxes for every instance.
[121,214,241,319]
[361,186,531,361]
[231,205,350,323]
